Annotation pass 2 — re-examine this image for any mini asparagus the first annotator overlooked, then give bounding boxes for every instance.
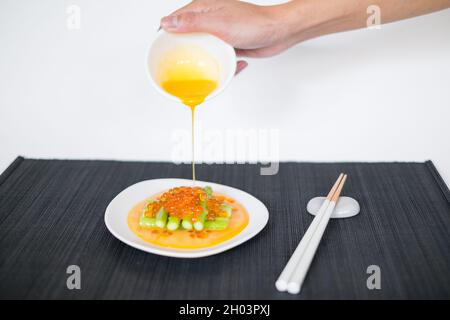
[205,217,230,230]
[182,215,193,230]
[167,216,181,231]
[221,203,233,218]
[155,207,168,229]
[139,199,157,228]
[139,214,157,228]
[141,199,155,215]
[203,186,213,199]
[193,201,208,231]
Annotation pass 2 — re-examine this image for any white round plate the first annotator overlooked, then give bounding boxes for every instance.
[105,179,269,258]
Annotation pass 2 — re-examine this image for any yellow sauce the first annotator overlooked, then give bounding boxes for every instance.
[157,45,220,182]
[162,80,218,108]
[128,194,249,249]
[141,46,244,249]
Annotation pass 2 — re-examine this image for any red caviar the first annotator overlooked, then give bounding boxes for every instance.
[206,196,228,219]
[144,186,228,221]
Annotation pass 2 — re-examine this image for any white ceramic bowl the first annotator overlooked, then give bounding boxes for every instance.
[105,179,269,258]
[146,30,236,103]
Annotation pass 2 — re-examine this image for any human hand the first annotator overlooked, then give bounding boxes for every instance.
[160,0,295,74]
[161,0,450,74]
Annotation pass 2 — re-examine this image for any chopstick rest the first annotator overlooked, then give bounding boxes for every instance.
[307,196,359,218]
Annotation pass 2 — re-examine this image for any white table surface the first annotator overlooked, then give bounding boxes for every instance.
[1,1,449,186]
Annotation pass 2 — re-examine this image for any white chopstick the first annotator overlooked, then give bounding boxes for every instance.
[287,174,347,294]
[275,173,345,292]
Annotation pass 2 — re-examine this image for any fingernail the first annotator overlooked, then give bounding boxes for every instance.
[161,15,179,29]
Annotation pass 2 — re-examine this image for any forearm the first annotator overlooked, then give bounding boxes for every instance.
[275,0,450,43]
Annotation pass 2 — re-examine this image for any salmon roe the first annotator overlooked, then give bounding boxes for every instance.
[144,186,229,221]
[206,196,227,219]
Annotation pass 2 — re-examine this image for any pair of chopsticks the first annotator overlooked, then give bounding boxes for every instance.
[276,173,348,294]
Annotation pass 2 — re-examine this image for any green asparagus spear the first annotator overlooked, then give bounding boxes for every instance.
[139,214,157,228]
[203,186,213,199]
[193,201,208,231]
[182,216,193,230]
[205,217,230,230]
[167,216,181,231]
[139,199,157,228]
[220,203,233,218]
[141,199,154,214]
[155,207,168,229]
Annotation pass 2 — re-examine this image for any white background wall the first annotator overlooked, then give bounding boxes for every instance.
[1,1,449,184]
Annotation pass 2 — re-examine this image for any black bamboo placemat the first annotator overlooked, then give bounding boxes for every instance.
[0,157,449,300]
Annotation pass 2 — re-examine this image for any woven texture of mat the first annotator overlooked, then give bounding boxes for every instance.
[0,157,449,299]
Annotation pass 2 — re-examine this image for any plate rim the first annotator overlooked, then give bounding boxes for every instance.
[104,178,269,258]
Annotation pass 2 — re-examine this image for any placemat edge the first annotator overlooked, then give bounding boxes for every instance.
[425,160,450,204]
[0,156,25,188]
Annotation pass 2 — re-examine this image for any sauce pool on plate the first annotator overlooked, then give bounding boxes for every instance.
[127,187,249,249]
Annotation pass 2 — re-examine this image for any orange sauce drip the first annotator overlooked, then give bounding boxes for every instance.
[161,79,218,182]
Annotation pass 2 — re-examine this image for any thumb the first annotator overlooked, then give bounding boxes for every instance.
[161,12,213,33]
